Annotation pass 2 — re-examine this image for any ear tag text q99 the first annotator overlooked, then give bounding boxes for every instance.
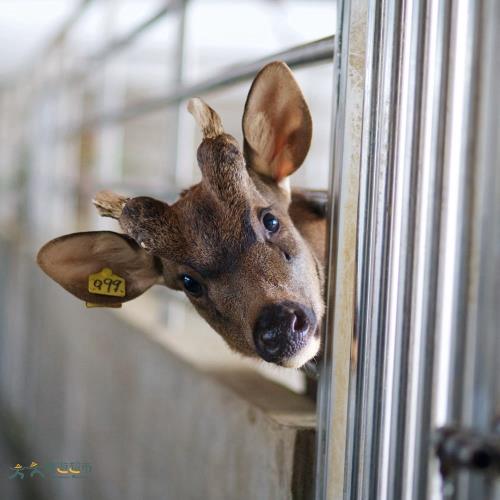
[88,267,126,297]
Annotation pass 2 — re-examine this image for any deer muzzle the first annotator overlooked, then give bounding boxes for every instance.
[253,300,317,365]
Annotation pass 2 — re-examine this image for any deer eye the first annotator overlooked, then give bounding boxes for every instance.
[262,213,280,233]
[182,274,203,297]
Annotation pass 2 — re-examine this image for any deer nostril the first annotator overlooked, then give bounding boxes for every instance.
[283,250,291,261]
[292,312,309,335]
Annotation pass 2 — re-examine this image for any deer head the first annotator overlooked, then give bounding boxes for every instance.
[37,62,326,368]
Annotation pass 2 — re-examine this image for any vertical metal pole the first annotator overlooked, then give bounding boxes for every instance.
[403,0,451,497]
[437,0,500,498]
[315,0,369,498]
[96,0,124,187]
[171,0,188,190]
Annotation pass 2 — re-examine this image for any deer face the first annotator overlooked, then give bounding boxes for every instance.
[37,62,324,368]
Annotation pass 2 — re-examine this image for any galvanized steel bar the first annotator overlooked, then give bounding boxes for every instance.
[89,1,181,63]
[63,35,335,135]
[314,0,367,498]
[436,0,500,498]
[402,0,451,497]
[45,0,95,51]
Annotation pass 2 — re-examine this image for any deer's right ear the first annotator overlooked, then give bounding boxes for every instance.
[242,61,312,184]
[37,231,162,305]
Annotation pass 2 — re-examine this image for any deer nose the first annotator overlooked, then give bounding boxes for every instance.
[253,301,314,363]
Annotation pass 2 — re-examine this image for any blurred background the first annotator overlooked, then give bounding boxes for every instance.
[0,1,336,499]
[0,0,334,238]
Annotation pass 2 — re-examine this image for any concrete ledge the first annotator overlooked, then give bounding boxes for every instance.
[0,237,316,500]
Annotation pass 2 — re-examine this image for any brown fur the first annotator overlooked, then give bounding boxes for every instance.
[37,62,327,368]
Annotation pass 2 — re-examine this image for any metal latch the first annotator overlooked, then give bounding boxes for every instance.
[434,425,500,478]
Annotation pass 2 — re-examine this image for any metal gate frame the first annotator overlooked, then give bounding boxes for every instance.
[316,0,500,498]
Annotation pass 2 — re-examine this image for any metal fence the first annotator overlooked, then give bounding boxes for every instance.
[317,0,500,499]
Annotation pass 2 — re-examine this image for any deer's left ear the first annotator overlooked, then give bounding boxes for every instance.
[242,61,312,184]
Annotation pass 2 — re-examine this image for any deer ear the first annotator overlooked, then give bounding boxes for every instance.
[37,231,162,305]
[242,61,312,183]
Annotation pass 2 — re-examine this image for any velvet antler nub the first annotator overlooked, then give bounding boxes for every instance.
[187,97,224,139]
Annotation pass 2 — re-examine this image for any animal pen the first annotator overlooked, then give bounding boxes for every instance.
[0,1,498,499]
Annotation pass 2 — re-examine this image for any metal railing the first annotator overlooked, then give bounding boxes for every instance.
[1,0,335,232]
[89,1,181,63]
[316,0,500,499]
[62,35,334,135]
[50,0,183,91]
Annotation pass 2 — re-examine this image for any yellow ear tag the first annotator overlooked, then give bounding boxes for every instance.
[88,267,126,298]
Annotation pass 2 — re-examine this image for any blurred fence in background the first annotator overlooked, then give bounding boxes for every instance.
[0,0,334,244]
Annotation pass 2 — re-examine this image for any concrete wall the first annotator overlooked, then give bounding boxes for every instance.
[0,236,316,500]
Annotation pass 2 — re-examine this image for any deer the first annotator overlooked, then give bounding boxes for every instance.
[37,61,328,369]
